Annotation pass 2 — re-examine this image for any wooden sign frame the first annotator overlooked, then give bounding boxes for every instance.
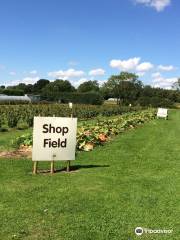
[32,106,75,174]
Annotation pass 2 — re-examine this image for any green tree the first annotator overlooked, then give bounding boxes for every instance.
[15,83,33,94]
[41,79,75,100]
[33,79,50,93]
[172,78,180,90]
[77,80,99,92]
[104,72,142,104]
[3,88,24,96]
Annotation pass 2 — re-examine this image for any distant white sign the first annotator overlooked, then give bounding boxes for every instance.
[157,108,168,119]
[32,117,77,161]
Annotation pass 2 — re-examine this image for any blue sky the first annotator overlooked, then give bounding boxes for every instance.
[0,0,179,89]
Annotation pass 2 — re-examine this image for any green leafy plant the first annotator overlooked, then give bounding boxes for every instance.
[16,118,29,130]
[14,109,156,151]
[0,115,9,132]
[13,133,33,148]
[0,104,144,128]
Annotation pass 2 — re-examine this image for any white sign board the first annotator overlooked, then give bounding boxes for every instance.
[157,108,168,119]
[32,117,77,161]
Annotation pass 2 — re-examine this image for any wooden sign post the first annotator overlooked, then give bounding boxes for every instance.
[67,102,73,172]
[33,161,38,174]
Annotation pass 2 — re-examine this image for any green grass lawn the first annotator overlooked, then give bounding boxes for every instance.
[0,128,32,151]
[0,110,179,239]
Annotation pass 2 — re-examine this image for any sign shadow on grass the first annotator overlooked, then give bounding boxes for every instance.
[61,164,110,171]
[35,164,110,174]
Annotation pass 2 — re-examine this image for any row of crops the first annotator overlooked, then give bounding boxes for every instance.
[0,104,144,129]
[15,109,156,151]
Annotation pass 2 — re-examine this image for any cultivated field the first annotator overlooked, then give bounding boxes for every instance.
[0,110,179,239]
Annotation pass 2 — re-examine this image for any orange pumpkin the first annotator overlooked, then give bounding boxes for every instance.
[84,142,94,151]
[98,133,107,142]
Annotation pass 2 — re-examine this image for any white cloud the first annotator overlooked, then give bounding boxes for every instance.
[48,68,85,80]
[110,57,141,71]
[110,57,153,74]
[71,78,106,88]
[135,0,171,12]
[22,77,40,84]
[153,84,172,89]
[30,70,38,74]
[153,77,177,84]
[9,71,16,76]
[151,66,177,88]
[137,72,145,77]
[158,65,175,71]
[152,72,177,89]
[89,68,105,76]
[152,72,161,78]
[98,79,107,86]
[7,77,40,86]
[71,78,88,87]
[136,62,154,72]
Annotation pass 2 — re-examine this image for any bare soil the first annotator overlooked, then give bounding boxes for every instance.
[0,146,32,159]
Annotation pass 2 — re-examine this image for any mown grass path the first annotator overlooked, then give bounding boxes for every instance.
[0,110,179,239]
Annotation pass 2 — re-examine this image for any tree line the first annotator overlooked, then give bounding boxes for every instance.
[1,72,180,106]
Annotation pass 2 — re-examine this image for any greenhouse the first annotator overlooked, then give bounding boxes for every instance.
[0,94,31,102]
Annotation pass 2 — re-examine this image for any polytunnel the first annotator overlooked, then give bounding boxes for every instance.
[0,94,31,102]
